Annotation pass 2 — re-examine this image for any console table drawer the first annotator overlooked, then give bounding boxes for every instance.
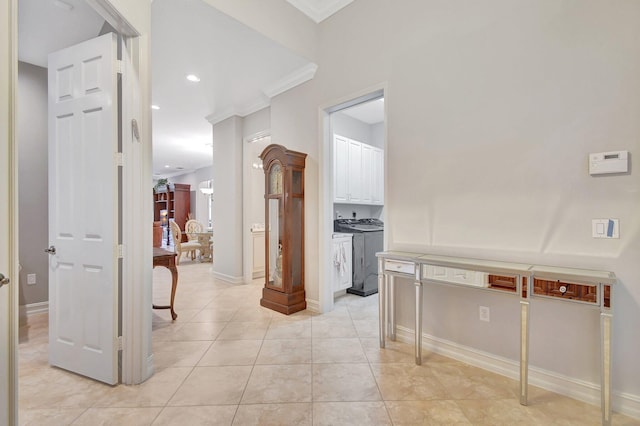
[533,278,599,305]
[488,274,518,293]
[384,259,415,275]
[422,265,486,288]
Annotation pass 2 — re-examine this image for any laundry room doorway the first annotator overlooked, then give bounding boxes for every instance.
[319,87,387,314]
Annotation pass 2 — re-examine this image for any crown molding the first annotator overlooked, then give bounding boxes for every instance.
[263,62,318,99]
[286,0,353,23]
[205,62,318,126]
[205,108,237,126]
[205,97,271,126]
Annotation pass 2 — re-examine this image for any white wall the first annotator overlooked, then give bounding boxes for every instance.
[167,165,212,189]
[211,116,243,281]
[201,0,318,61]
[370,122,384,150]
[17,62,48,311]
[334,204,382,221]
[243,106,270,138]
[167,165,213,226]
[242,107,270,283]
[265,0,640,408]
[243,107,270,228]
[332,112,372,145]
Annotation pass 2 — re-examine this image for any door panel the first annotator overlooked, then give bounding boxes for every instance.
[48,32,119,385]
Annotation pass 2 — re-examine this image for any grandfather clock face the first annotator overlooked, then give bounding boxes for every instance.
[269,163,283,195]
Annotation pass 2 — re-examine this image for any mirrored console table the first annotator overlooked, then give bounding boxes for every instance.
[376,251,616,426]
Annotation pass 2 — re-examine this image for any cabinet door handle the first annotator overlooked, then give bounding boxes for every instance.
[44,245,57,255]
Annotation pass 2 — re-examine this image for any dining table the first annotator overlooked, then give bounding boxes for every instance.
[194,231,213,262]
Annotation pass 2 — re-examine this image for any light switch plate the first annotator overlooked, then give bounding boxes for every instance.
[592,219,619,238]
[27,273,36,285]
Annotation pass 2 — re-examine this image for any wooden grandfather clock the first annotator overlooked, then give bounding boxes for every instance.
[260,144,307,315]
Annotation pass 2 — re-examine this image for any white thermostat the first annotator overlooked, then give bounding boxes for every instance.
[589,150,629,175]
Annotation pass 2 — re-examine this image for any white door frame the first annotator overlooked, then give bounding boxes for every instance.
[84,0,153,385]
[318,84,387,314]
[1,1,19,423]
[119,34,154,384]
[4,3,151,413]
[242,131,271,283]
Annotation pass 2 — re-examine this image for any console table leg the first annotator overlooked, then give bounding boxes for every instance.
[389,276,396,341]
[520,301,530,405]
[414,281,423,365]
[169,264,178,320]
[601,312,612,426]
[378,259,386,349]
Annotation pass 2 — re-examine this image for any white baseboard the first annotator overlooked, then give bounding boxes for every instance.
[20,301,49,317]
[395,325,640,420]
[305,298,320,313]
[252,269,265,279]
[212,271,245,284]
[146,354,154,382]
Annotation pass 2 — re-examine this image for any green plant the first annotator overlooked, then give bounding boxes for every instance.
[154,178,169,191]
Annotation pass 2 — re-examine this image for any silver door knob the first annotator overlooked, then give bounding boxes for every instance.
[44,245,56,255]
[0,273,9,288]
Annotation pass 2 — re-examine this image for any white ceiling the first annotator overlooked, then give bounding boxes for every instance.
[151,0,314,176]
[18,0,318,177]
[340,98,384,125]
[286,0,354,23]
[18,0,105,68]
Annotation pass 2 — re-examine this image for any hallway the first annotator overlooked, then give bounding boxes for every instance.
[18,261,635,425]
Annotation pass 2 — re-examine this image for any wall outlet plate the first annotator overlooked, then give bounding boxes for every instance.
[479,306,490,322]
[27,273,36,285]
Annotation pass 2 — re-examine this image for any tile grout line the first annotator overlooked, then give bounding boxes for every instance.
[229,312,272,423]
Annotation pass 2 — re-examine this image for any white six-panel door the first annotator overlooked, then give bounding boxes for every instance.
[47,32,119,385]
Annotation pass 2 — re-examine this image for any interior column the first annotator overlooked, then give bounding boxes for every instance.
[208,114,244,282]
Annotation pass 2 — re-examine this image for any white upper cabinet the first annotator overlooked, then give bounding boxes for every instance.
[371,146,384,205]
[333,135,350,203]
[347,139,363,203]
[333,134,384,205]
[361,143,373,204]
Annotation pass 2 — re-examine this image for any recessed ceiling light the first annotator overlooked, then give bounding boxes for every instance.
[164,165,170,168]
[186,74,200,83]
[151,105,160,110]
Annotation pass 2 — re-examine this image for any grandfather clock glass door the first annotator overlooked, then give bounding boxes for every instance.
[261,145,307,315]
[267,164,283,289]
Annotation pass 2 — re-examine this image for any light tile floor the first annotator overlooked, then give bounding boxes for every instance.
[18,260,639,425]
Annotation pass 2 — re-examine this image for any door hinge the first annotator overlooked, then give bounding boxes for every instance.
[116,244,124,259]
[116,60,124,75]
[115,152,124,167]
[117,336,123,351]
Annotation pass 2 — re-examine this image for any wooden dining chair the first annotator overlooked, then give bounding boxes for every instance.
[169,221,202,265]
[185,219,204,260]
